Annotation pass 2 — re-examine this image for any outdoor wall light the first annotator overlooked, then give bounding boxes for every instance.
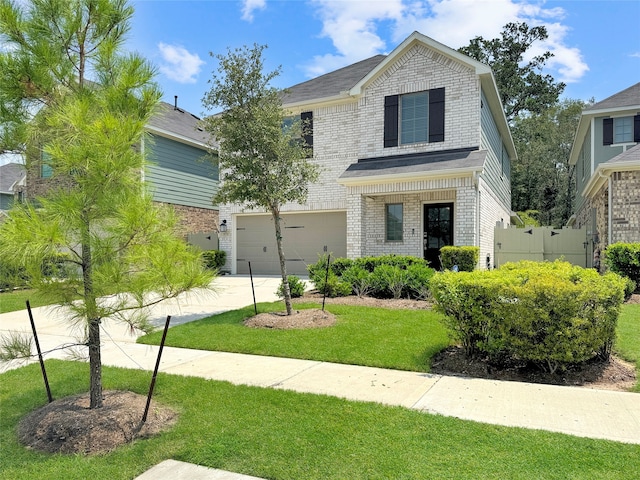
[219,219,228,233]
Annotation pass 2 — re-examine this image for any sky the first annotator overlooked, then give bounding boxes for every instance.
[1,0,639,166]
[127,0,640,117]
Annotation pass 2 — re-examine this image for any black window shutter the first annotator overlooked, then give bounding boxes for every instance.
[384,95,399,148]
[429,87,445,143]
[634,114,640,143]
[603,118,613,145]
[301,111,313,156]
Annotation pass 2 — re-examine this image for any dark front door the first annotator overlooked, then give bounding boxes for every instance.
[423,203,453,270]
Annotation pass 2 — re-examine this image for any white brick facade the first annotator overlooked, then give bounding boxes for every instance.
[218,33,514,273]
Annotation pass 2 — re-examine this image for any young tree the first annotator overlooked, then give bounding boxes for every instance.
[0,0,213,409]
[459,22,566,122]
[202,44,319,316]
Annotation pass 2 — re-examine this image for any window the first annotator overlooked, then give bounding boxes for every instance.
[40,150,53,178]
[384,87,445,147]
[603,114,640,145]
[283,111,313,157]
[401,92,428,144]
[614,117,632,143]
[386,203,403,241]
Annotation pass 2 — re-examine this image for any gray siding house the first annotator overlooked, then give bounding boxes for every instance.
[568,82,640,267]
[218,32,515,274]
[25,101,218,238]
[0,162,25,213]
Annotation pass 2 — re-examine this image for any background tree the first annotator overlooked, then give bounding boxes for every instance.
[510,99,585,226]
[459,22,566,122]
[0,0,213,409]
[202,44,319,316]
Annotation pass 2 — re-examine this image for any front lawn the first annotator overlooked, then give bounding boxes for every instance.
[616,304,640,392]
[138,302,450,371]
[0,290,49,314]
[1,360,638,480]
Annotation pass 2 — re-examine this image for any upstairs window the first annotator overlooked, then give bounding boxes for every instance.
[283,111,313,157]
[603,114,640,145]
[614,117,632,143]
[384,87,445,148]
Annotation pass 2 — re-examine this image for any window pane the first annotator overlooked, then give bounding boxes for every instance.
[400,92,428,144]
[386,203,403,241]
[41,151,53,178]
[614,117,632,143]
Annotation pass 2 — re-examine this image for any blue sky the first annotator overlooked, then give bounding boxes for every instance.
[128,0,640,117]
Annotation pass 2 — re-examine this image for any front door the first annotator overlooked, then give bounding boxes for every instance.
[423,203,453,270]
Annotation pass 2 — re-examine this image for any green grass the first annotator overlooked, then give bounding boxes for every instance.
[616,304,640,393]
[1,360,639,480]
[138,302,450,371]
[0,290,50,314]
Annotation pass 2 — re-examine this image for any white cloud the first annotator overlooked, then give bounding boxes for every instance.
[304,0,589,85]
[242,0,266,22]
[157,43,205,84]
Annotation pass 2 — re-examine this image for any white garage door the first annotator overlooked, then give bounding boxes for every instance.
[236,212,347,275]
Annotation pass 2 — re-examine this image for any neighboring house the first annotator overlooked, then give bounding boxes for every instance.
[218,31,515,274]
[24,100,218,238]
[568,82,640,268]
[0,162,26,214]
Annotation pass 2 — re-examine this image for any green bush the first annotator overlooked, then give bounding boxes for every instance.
[429,261,627,371]
[202,250,227,271]
[604,242,640,292]
[0,261,29,290]
[341,265,373,298]
[314,271,352,297]
[404,263,436,300]
[276,275,306,298]
[370,264,407,299]
[440,246,479,271]
[308,254,434,300]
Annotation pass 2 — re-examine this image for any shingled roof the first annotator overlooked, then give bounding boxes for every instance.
[0,162,25,194]
[282,55,386,105]
[146,101,209,146]
[586,82,640,111]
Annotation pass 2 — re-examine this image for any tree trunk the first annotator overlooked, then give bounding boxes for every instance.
[81,213,103,408]
[271,205,292,315]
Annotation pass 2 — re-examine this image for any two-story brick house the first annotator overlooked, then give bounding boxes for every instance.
[218,31,515,274]
[568,82,640,267]
[25,100,219,238]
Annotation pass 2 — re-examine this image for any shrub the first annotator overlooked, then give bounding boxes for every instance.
[0,261,29,290]
[604,242,640,292]
[440,246,479,271]
[404,263,436,300]
[430,260,627,370]
[341,265,374,297]
[202,250,226,271]
[315,271,352,297]
[370,264,407,299]
[276,275,305,298]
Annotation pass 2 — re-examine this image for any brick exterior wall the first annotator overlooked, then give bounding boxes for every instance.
[219,41,509,272]
[157,202,218,239]
[611,171,640,243]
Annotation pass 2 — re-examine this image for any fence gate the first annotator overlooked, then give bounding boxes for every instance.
[187,231,219,251]
[494,226,588,269]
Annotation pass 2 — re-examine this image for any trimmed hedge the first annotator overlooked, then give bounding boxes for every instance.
[429,260,627,373]
[307,254,434,299]
[440,246,479,272]
[604,242,640,293]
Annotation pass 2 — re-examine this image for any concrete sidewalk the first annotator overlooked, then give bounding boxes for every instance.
[1,275,639,479]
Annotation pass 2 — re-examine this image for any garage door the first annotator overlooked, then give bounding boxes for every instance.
[236,212,347,275]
